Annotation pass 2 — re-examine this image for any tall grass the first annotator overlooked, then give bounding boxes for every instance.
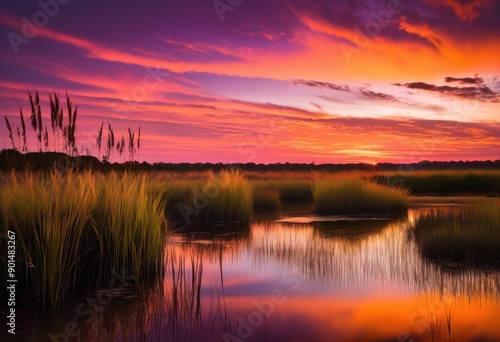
[204,170,253,225]
[163,178,205,222]
[272,179,313,204]
[414,205,500,267]
[373,170,500,195]
[0,171,167,313]
[0,172,97,312]
[93,172,167,285]
[313,177,408,215]
[162,170,253,226]
[252,188,281,212]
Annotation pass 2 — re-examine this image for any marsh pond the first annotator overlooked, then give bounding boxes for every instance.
[7,199,500,342]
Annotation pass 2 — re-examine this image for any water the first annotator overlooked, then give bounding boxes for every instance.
[10,204,500,341]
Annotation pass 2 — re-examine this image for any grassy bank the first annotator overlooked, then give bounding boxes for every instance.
[373,170,500,195]
[414,205,500,267]
[160,170,253,225]
[253,188,281,212]
[0,171,167,313]
[313,177,409,215]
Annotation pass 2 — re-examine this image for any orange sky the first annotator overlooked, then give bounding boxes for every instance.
[0,0,499,163]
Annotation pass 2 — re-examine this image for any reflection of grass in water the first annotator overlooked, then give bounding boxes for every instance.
[414,204,500,268]
[313,218,402,241]
[428,310,441,342]
[251,218,500,303]
[423,298,456,342]
[136,250,230,341]
[15,247,231,342]
[314,177,408,215]
[444,300,455,342]
[250,220,403,285]
[165,250,204,340]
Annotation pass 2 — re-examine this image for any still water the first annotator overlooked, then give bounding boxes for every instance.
[14,203,500,341]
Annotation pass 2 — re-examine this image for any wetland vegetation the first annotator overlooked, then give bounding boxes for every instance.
[414,204,500,268]
[1,92,500,340]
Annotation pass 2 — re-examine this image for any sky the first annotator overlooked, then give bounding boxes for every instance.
[0,0,499,164]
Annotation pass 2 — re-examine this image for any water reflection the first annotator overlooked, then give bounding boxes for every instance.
[6,204,500,341]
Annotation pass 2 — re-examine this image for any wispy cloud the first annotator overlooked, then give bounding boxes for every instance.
[423,0,495,22]
[358,88,399,102]
[394,77,498,101]
[291,79,350,92]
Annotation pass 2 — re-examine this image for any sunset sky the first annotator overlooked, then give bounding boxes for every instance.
[0,0,499,163]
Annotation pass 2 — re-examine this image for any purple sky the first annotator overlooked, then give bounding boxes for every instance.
[0,0,499,163]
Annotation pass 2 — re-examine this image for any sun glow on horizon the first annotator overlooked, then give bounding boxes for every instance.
[0,1,498,163]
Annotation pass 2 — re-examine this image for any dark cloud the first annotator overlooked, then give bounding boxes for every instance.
[394,77,498,101]
[358,88,399,102]
[294,80,399,103]
[291,79,350,92]
[444,76,484,84]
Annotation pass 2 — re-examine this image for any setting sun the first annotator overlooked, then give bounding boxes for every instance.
[0,0,498,163]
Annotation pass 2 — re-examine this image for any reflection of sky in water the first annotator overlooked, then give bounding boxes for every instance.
[152,206,500,341]
[10,205,500,341]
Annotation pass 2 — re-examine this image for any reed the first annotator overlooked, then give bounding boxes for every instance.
[0,171,97,312]
[93,172,167,285]
[252,188,281,212]
[161,170,253,226]
[313,176,409,215]
[274,179,313,203]
[0,171,168,313]
[373,170,500,195]
[163,177,205,222]
[204,170,253,226]
[414,204,500,267]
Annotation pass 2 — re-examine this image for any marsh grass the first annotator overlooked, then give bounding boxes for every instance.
[0,171,167,313]
[93,172,167,285]
[252,188,281,212]
[414,204,500,267]
[1,172,97,312]
[273,179,313,204]
[163,178,205,222]
[162,170,253,226]
[313,177,409,215]
[374,170,500,195]
[204,170,253,226]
